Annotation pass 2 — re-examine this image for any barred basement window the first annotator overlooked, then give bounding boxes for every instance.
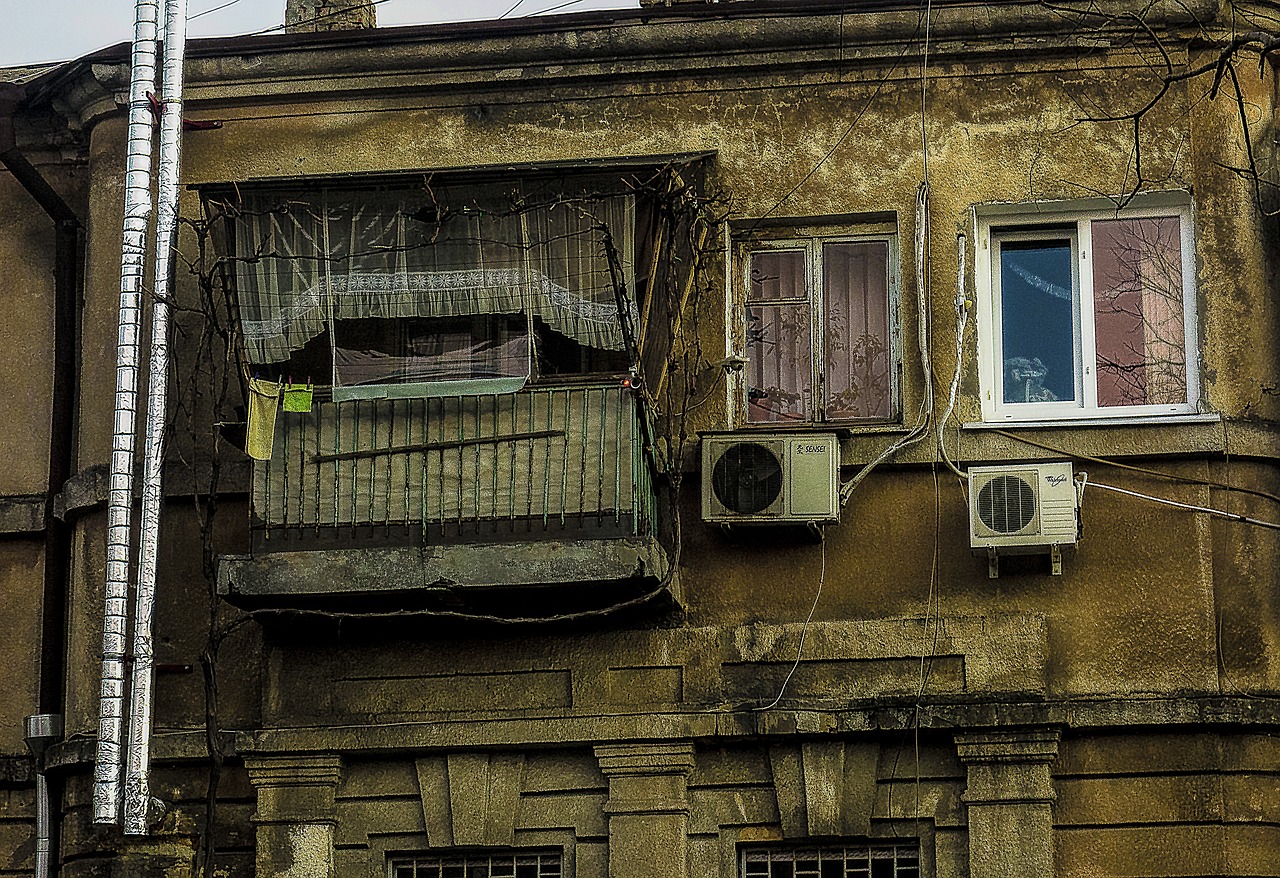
[389,850,563,878]
[741,843,920,878]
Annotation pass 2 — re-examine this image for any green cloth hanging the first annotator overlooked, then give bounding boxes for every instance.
[282,382,314,413]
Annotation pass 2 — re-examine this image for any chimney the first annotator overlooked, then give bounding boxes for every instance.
[285,0,376,33]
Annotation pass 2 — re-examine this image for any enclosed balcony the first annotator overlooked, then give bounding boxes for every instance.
[212,171,672,610]
[220,381,667,606]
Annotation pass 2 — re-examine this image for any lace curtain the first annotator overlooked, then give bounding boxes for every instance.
[230,186,636,366]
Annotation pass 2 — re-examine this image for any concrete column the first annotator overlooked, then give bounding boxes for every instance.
[595,742,695,878]
[955,729,1060,878]
[245,753,342,878]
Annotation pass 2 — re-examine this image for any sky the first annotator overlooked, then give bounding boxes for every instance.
[2,0,641,67]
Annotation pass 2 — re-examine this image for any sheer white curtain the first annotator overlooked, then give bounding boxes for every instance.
[231,186,636,367]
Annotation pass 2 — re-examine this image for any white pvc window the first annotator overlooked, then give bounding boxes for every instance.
[976,197,1198,421]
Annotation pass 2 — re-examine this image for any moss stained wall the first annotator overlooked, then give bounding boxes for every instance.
[3,3,1280,877]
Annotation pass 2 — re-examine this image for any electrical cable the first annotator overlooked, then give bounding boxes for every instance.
[838,181,934,505]
[754,527,826,711]
[993,429,1280,507]
[187,0,245,22]
[1083,478,1280,530]
[247,0,399,36]
[499,0,528,18]
[936,232,968,479]
[744,11,930,234]
[521,0,587,16]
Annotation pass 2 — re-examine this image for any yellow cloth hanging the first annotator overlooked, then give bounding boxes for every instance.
[246,378,281,460]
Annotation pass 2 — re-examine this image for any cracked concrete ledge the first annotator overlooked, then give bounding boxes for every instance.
[217,537,669,598]
[38,694,1280,769]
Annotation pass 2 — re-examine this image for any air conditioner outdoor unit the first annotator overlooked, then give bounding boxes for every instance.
[968,462,1079,576]
[701,433,840,525]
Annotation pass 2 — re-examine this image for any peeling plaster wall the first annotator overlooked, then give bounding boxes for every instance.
[3,4,1280,877]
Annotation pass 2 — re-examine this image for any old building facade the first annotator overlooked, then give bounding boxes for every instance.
[2,0,1280,876]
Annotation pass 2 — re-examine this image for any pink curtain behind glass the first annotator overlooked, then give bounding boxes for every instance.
[746,243,891,423]
[747,250,812,422]
[1091,217,1186,407]
[823,241,891,419]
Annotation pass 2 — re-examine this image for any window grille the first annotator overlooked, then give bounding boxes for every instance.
[389,851,563,878]
[741,843,920,878]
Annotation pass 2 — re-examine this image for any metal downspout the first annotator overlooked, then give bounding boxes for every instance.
[25,715,64,878]
[97,0,160,825]
[122,0,187,835]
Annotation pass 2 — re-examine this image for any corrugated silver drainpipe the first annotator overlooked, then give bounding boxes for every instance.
[122,0,188,836]
[95,0,160,826]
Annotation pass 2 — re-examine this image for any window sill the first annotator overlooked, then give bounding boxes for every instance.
[734,422,908,436]
[962,413,1221,430]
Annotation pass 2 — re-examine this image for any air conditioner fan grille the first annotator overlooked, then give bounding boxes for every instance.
[977,474,1037,534]
[711,442,783,515]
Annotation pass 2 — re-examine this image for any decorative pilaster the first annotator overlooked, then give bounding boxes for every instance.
[246,753,342,878]
[595,742,695,878]
[955,729,1060,878]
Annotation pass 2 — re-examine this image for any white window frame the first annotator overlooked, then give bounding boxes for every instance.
[974,194,1200,423]
[735,231,901,426]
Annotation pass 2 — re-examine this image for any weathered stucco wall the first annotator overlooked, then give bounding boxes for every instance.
[3,2,1280,877]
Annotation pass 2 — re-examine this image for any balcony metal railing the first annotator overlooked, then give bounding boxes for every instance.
[252,381,656,548]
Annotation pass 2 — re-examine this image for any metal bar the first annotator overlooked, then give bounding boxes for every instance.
[542,390,552,528]
[332,399,341,530]
[402,398,412,524]
[96,0,159,827]
[312,432,573,468]
[472,397,481,520]
[526,391,536,523]
[614,387,623,522]
[313,402,322,533]
[280,405,290,528]
[436,397,445,532]
[597,386,607,516]
[366,399,377,526]
[492,394,500,520]
[349,400,360,534]
[577,387,588,517]
[565,391,576,527]
[507,393,518,522]
[456,398,464,526]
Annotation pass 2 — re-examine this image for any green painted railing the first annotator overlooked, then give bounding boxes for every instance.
[252,382,655,543]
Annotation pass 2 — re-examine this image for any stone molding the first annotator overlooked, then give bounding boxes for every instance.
[415,753,525,847]
[595,742,696,778]
[595,742,696,878]
[768,741,879,838]
[955,729,1060,878]
[955,728,1062,764]
[245,752,342,824]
